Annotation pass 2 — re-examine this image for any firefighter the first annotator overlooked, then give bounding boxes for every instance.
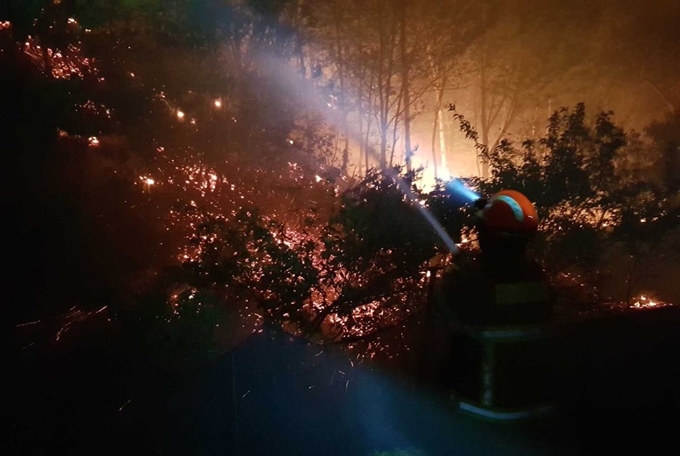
[438,190,552,326]
[429,190,556,419]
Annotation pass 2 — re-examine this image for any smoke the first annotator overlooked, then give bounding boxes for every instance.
[253,53,462,254]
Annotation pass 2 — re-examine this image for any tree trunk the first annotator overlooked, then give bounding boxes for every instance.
[389,87,403,167]
[439,103,448,175]
[431,104,440,179]
[357,79,365,173]
[377,6,387,168]
[377,3,398,169]
[431,72,448,180]
[335,16,350,171]
[399,0,413,172]
[364,69,376,171]
[479,59,490,178]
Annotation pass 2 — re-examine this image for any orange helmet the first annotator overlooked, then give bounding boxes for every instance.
[480,190,538,234]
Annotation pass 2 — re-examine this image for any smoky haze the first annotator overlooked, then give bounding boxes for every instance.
[301,0,680,181]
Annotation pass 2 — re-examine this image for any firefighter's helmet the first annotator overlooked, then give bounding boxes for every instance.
[479,190,538,234]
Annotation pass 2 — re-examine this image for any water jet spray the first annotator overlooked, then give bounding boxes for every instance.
[253,54,478,255]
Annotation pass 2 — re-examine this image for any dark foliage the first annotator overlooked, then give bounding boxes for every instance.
[451,103,680,304]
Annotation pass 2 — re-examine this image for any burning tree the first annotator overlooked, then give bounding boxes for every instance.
[173,166,447,343]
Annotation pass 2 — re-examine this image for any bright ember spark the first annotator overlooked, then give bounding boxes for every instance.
[88,136,100,146]
[214,99,222,108]
[177,110,185,119]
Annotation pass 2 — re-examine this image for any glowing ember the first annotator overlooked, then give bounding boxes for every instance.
[88,136,100,147]
[139,175,156,188]
[214,99,222,108]
[21,36,94,80]
[631,294,669,309]
[0,21,11,30]
[177,110,185,119]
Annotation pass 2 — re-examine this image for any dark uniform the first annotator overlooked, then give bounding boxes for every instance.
[437,249,553,326]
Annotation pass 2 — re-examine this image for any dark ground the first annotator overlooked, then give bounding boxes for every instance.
[5,307,680,456]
